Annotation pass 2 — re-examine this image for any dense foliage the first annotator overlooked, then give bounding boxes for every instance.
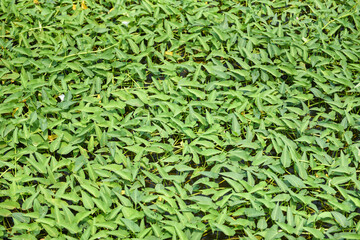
[1,0,360,239]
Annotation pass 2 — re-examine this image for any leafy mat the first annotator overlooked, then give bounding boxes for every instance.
[1,0,360,239]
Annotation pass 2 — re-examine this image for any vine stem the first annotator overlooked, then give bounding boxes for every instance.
[63,42,119,59]
[322,0,359,30]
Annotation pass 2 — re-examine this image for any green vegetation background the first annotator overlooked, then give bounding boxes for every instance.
[1,0,360,239]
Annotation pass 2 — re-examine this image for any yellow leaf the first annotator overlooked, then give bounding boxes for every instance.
[165,51,173,56]
[81,0,88,9]
[72,4,76,10]
[108,8,114,14]
[48,134,58,142]
[12,108,19,117]
[34,0,40,4]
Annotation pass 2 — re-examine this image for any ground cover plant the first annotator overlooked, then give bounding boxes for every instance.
[1,0,360,239]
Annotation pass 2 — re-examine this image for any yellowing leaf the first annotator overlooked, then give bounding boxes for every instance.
[81,0,88,9]
[48,134,58,142]
[72,4,76,10]
[165,51,173,56]
[12,107,19,117]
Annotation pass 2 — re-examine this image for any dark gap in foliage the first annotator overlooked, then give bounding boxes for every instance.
[3,217,14,231]
[202,230,228,240]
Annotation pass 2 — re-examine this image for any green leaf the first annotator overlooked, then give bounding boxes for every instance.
[231,114,241,136]
[174,223,189,240]
[213,223,235,236]
[332,211,349,228]
[121,218,141,233]
[303,227,324,239]
[253,65,281,77]
[271,203,283,222]
[283,175,306,189]
[0,209,11,217]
